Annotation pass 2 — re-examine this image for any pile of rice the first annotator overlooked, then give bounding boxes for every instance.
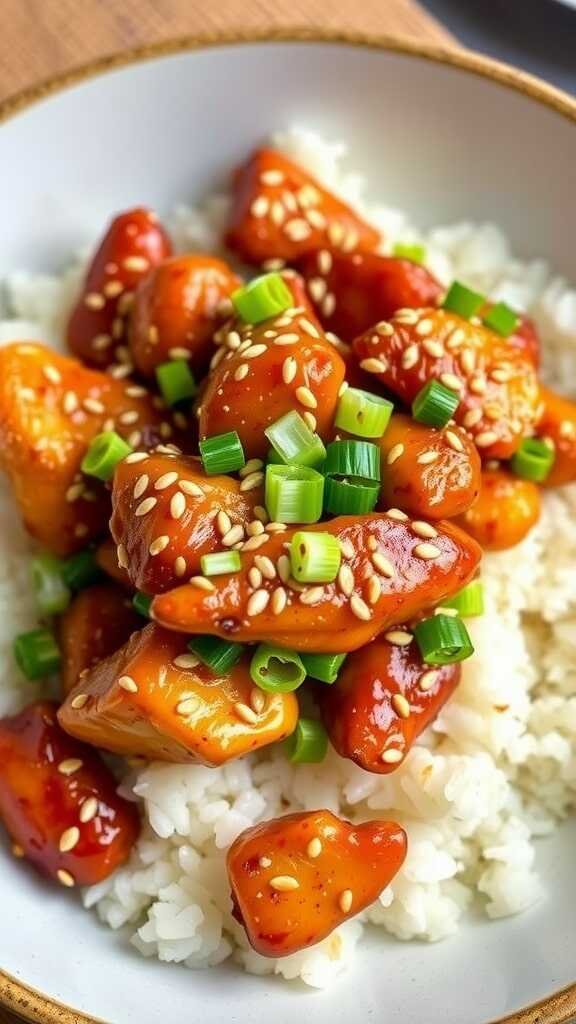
[1,130,576,989]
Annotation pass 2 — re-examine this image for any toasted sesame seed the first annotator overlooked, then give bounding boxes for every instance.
[385,630,413,646]
[79,797,98,824]
[460,349,476,375]
[217,511,232,536]
[308,277,327,303]
[350,594,372,621]
[411,520,438,539]
[154,471,179,491]
[338,564,355,596]
[119,409,139,426]
[417,450,439,465]
[254,555,276,580]
[269,875,299,892]
[63,390,79,414]
[83,397,105,415]
[251,195,270,217]
[491,368,511,383]
[282,355,298,385]
[58,758,83,776]
[273,332,300,347]
[118,675,138,693]
[435,606,459,617]
[59,826,80,853]
[240,471,264,492]
[125,451,149,464]
[92,333,113,351]
[339,889,353,913]
[295,385,317,409]
[376,320,394,336]
[179,480,204,497]
[173,654,200,670]
[189,576,216,592]
[322,293,336,317]
[234,363,249,382]
[300,586,325,606]
[66,482,84,503]
[242,534,269,552]
[71,693,89,710]
[277,554,291,582]
[239,459,264,480]
[247,589,270,616]
[387,507,409,521]
[414,542,441,560]
[419,669,439,691]
[475,431,499,448]
[248,688,266,716]
[284,218,311,242]
[176,698,198,716]
[271,586,287,615]
[381,748,403,764]
[402,344,419,369]
[300,318,321,339]
[170,491,186,520]
[235,701,259,725]
[392,693,411,719]
[447,327,466,349]
[248,567,263,588]
[117,543,129,569]
[243,344,268,360]
[133,474,149,500]
[43,364,62,384]
[328,222,345,247]
[169,346,192,361]
[339,538,355,560]
[135,496,157,517]
[149,535,170,556]
[57,869,75,888]
[222,524,245,547]
[394,309,419,325]
[440,372,462,392]
[446,430,465,452]
[85,292,105,310]
[387,443,404,465]
[260,169,284,185]
[484,402,504,421]
[307,837,323,859]
[367,575,381,604]
[360,356,388,375]
[470,376,487,395]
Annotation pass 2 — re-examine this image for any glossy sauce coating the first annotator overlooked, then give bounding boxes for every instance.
[456,468,541,550]
[96,538,131,588]
[110,450,263,593]
[227,809,407,957]
[226,148,380,265]
[59,583,141,695]
[152,513,481,653]
[67,208,171,369]
[129,254,240,378]
[537,386,576,487]
[0,701,139,886]
[58,623,298,764]
[321,635,460,772]
[353,308,540,459]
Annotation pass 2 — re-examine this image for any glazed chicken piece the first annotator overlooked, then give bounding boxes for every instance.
[67,208,172,369]
[353,308,540,459]
[129,254,240,378]
[0,702,139,887]
[456,467,541,550]
[295,251,442,342]
[152,513,481,653]
[59,583,141,695]
[227,809,407,957]
[199,304,346,459]
[226,148,380,265]
[376,413,481,519]
[321,634,461,772]
[58,623,298,764]
[537,386,576,487]
[110,450,263,593]
[0,343,182,555]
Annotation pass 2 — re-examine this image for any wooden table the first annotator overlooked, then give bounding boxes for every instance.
[0,0,451,1021]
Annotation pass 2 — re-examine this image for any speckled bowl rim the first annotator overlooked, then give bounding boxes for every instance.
[0,27,575,1024]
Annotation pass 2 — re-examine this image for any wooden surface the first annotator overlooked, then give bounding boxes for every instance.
[0,1,450,1022]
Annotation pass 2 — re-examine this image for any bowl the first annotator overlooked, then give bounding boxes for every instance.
[0,30,575,1024]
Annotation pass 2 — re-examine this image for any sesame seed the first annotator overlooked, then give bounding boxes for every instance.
[118,675,138,693]
[271,586,287,615]
[119,410,139,425]
[135,496,157,517]
[415,318,434,337]
[260,169,284,185]
[250,688,266,714]
[176,698,198,716]
[189,576,216,592]
[117,544,129,569]
[92,333,112,351]
[149,535,170,556]
[282,356,298,384]
[222,524,244,547]
[58,758,83,776]
[259,855,273,868]
[169,347,192,361]
[447,327,466,349]
[284,219,311,242]
[234,364,249,381]
[484,402,504,421]
[112,319,125,340]
[243,344,268,360]
[239,459,264,479]
[173,653,200,670]
[367,576,381,604]
[360,357,387,374]
[475,431,499,448]
[417,450,439,465]
[251,196,270,217]
[411,521,438,539]
[300,318,321,338]
[339,889,353,914]
[307,837,322,859]
[559,419,576,438]
[270,200,285,225]
[247,520,265,538]
[385,630,413,646]
[338,564,355,596]
[446,430,465,453]
[43,365,61,384]
[217,511,232,536]
[85,292,105,310]
[381,748,403,764]
[435,606,459,618]
[491,368,511,383]
[57,869,75,888]
[402,344,420,370]
[328,222,345,247]
[170,491,186,520]
[179,480,204,497]
[392,694,411,719]
[371,552,395,578]
[274,332,300,346]
[240,471,264,492]
[125,451,149,464]
[79,797,98,824]
[300,586,325,605]
[242,534,270,551]
[70,693,89,710]
[277,555,291,582]
[376,321,394,336]
[125,385,147,398]
[63,391,79,414]
[419,669,439,692]
[59,826,80,853]
[394,308,419,325]
[339,538,355,560]
[269,875,299,892]
[302,411,317,432]
[295,385,317,409]
[65,483,84,503]
[387,507,409,521]
[470,376,487,395]
[155,471,179,491]
[414,542,441,560]
[422,338,444,358]
[133,474,149,500]
[440,373,462,392]
[83,397,105,415]
[122,256,149,273]
[460,349,476,374]
[322,293,336,317]
[247,589,270,616]
[350,594,372,621]
[387,443,404,465]
[308,277,327,303]
[254,555,276,580]
[235,702,259,725]
[248,567,263,588]
[103,279,124,298]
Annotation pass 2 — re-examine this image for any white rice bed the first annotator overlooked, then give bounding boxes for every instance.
[1,129,576,989]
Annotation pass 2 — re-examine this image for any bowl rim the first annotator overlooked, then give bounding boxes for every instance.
[0,26,575,1024]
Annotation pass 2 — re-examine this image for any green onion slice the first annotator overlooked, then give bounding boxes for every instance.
[284,718,328,764]
[290,531,341,583]
[188,635,244,673]
[334,387,394,439]
[323,476,380,515]
[62,549,103,592]
[440,579,484,618]
[200,551,242,576]
[81,431,132,482]
[442,280,485,320]
[482,302,519,338]
[324,439,380,482]
[133,591,153,618]
[265,410,326,468]
[200,431,246,476]
[14,628,61,680]
[232,272,293,324]
[31,553,71,615]
[265,464,324,523]
[412,379,460,428]
[156,359,197,406]
[301,652,347,684]
[392,242,426,264]
[510,437,555,483]
[250,644,306,693]
[413,614,474,665]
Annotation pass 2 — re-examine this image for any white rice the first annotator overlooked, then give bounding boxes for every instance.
[1,128,576,989]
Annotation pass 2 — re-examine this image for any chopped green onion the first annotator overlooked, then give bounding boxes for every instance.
[482,302,519,338]
[200,431,245,475]
[392,242,426,264]
[188,635,244,673]
[14,628,61,680]
[250,644,306,693]
[81,431,132,482]
[31,553,71,615]
[440,580,484,618]
[334,387,394,439]
[412,380,460,428]
[156,359,197,406]
[413,614,474,665]
[265,410,326,468]
[265,464,324,523]
[290,531,341,583]
[323,476,380,515]
[301,652,347,684]
[284,718,328,764]
[266,446,283,465]
[200,551,242,576]
[442,280,485,320]
[62,549,102,591]
[133,591,153,618]
[510,438,555,483]
[324,440,380,482]
[232,272,292,324]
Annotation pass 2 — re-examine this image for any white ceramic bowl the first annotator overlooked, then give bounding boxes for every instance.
[1,32,576,1024]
